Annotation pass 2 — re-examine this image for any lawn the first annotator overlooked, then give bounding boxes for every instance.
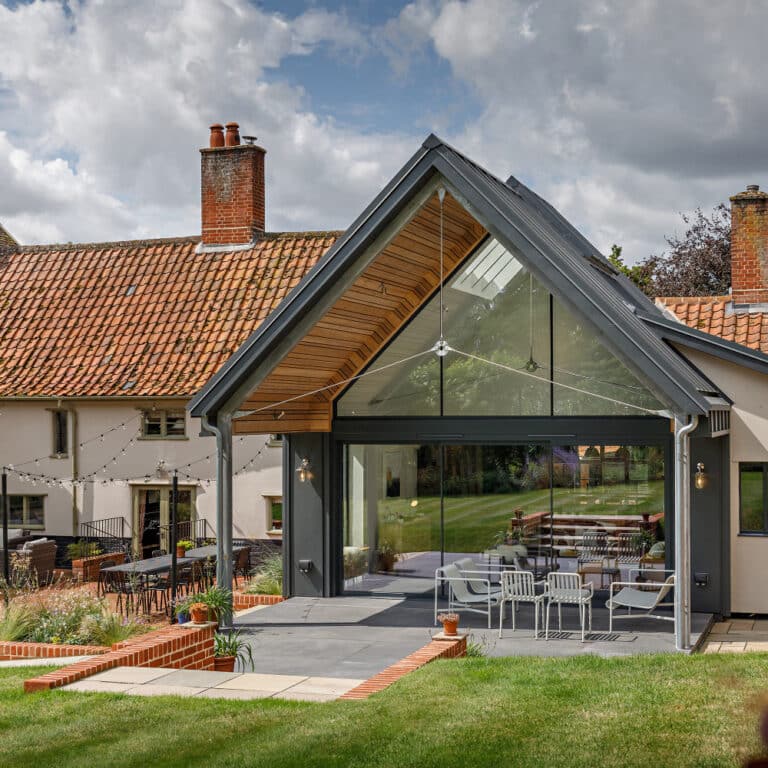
[0,653,766,767]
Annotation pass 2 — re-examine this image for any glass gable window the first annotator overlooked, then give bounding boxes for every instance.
[336,236,662,418]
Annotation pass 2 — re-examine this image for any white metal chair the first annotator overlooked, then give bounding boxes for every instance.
[545,571,593,642]
[454,557,504,594]
[499,570,547,639]
[606,572,675,632]
[434,563,502,628]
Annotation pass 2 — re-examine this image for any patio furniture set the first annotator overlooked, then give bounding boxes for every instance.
[97,545,251,616]
[434,558,675,641]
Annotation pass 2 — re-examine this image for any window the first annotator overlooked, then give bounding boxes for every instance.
[8,495,45,529]
[51,410,68,456]
[740,463,768,534]
[140,410,187,439]
[267,497,283,532]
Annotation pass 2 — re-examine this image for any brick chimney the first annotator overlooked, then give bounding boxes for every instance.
[730,184,768,304]
[201,122,266,246]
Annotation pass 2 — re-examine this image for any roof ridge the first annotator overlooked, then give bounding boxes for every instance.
[16,230,342,254]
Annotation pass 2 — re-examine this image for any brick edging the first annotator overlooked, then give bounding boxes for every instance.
[0,641,109,661]
[24,623,215,693]
[233,592,284,610]
[338,636,467,700]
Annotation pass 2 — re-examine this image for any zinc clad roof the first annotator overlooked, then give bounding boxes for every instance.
[0,232,338,398]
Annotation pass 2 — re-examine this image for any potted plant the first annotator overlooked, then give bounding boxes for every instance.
[176,539,194,559]
[199,585,233,626]
[437,612,460,636]
[213,629,255,672]
[189,601,208,624]
[376,540,399,572]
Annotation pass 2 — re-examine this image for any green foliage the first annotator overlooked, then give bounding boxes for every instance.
[213,629,254,670]
[608,244,656,293]
[0,602,36,641]
[244,552,283,595]
[77,609,145,646]
[176,540,195,551]
[66,540,102,561]
[178,585,233,622]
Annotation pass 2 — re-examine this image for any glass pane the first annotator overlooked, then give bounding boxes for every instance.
[336,301,441,417]
[8,496,23,527]
[166,412,186,436]
[740,465,765,532]
[443,247,551,415]
[443,445,551,558]
[343,444,440,593]
[176,490,193,523]
[143,413,162,436]
[553,301,663,415]
[27,496,45,528]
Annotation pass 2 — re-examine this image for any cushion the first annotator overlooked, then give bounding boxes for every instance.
[647,541,665,558]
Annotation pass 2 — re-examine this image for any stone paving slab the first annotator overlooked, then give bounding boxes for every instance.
[125,684,208,697]
[65,680,133,694]
[90,666,172,684]
[282,676,366,697]
[196,688,272,700]
[273,691,337,703]
[0,656,96,668]
[149,669,241,688]
[216,673,307,692]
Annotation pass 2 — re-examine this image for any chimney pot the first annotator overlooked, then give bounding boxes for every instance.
[209,123,225,148]
[747,184,760,193]
[225,122,241,147]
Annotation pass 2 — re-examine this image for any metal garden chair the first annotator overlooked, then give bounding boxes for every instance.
[498,569,547,639]
[544,571,593,642]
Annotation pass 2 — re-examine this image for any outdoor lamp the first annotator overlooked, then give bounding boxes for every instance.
[694,462,708,490]
[296,457,314,483]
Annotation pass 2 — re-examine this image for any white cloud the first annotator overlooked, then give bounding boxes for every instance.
[0,0,406,243]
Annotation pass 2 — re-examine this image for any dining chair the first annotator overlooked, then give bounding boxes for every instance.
[544,571,593,642]
[499,569,547,639]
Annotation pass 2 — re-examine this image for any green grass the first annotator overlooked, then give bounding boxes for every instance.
[1,653,766,767]
[377,481,665,553]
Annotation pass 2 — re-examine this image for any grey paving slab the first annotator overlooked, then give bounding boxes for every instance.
[0,656,96,668]
[283,677,365,696]
[273,691,337,703]
[90,666,173,684]
[197,688,273,700]
[62,680,133,694]
[215,673,307,692]
[124,684,208,697]
[149,669,240,688]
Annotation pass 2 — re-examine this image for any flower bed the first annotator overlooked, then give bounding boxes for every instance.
[71,552,126,582]
[0,585,151,647]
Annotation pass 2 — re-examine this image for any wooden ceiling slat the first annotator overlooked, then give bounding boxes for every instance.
[235,194,488,433]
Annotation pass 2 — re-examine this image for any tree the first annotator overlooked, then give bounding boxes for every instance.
[611,204,731,297]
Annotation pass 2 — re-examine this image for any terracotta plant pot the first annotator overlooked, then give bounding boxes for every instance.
[190,605,208,624]
[214,655,236,672]
[176,546,186,559]
[441,618,459,636]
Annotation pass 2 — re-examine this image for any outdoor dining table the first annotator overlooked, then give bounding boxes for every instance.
[101,544,246,576]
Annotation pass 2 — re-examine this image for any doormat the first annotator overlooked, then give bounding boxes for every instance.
[544,631,633,642]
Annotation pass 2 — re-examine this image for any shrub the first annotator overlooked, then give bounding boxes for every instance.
[244,552,283,595]
[77,609,147,646]
[66,540,103,561]
[0,602,37,641]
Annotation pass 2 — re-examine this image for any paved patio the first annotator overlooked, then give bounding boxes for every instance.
[58,665,364,701]
[233,593,712,676]
[702,618,768,653]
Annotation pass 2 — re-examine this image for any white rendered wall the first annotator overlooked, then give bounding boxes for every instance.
[677,346,768,613]
[0,400,283,541]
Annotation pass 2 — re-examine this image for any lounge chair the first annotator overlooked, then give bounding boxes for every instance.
[499,570,547,639]
[434,563,502,628]
[606,572,675,632]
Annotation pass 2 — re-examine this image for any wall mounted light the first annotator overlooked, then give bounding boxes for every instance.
[296,457,314,483]
[694,462,708,490]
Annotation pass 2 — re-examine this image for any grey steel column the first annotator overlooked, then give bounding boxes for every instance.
[674,415,697,651]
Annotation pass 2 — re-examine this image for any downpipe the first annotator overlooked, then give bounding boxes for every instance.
[202,413,233,628]
[674,415,698,651]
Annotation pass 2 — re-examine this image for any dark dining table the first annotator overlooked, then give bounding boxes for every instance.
[101,544,246,576]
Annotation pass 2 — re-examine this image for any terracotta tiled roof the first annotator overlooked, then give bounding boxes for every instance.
[0,232,339,397]
[656,295,768,354]
[0,223,17,250]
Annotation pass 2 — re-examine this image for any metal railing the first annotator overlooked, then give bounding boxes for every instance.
[159,518,214,546]
[79,516,131,556]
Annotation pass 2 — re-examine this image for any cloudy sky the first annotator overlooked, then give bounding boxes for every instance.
[0,0,765,262]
